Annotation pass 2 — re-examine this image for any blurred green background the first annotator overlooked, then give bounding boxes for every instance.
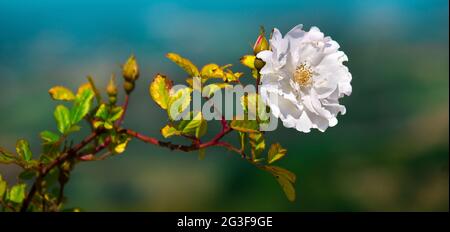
[0,0,448,211]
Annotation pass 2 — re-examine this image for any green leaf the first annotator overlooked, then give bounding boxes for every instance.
[177,112,207,138]
[275,175,296,202]
[240,55,256,69]
[200,63,224,79]
[230,118,259,133]
[16,139,32,162]
[9,183,26,204]
[241,93,269,121]
[95,104,109,120]
[265,166,296,183]
[0,175,7,200]
[196,117,208,138]
[265,166,296,202]
[161,125,180,138]
[149,74,173,109]
[0,147,15,164]
[48,86,75,101]
[54,104,71,134]
[109,106,124,122]
[167,87,192,120]
[166,53,200,77]
[40,131,60,145]
[267,143,287,164]
[249,132,265,160]
[70,88,94,125]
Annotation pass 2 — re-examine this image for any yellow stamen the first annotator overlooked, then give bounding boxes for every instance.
[294,63,313,87]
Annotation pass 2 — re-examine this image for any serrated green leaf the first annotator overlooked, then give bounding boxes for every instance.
[166,53,199,77]
[40,131,60,145]
[48,86,75,101]
[149,74,173,109]
[54,105,71,134]
[16,139,32,162]
[70,88,94,124]
[9,183,26,204]
[267,143,287,164]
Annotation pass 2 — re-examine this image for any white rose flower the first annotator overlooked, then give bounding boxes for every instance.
[257,25,352,133]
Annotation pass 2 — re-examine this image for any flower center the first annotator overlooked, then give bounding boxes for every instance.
[293,63,313,87]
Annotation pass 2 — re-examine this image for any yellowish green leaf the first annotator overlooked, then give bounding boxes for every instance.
[161,125,180,138]
[265,165,296,202]
[230,118,259,133]
[249,132,265,160]
[54,105,71,134]
[0,175,7,199]
[267,143,287,164]
[76,82,93,96]
[167,87,192,120]
[166,53,199,77]
[240,55,256,69]
[276,175,296,202]
[201,63,224,79]
[9,183,26,204]
[48,86,75,101]
[40,131,60,145]
[177,112,207,138]
[71,87,94,124]
[149,74,173,109]
[16,139,32,162]
[114,140,129,154]
[109,106,123,122]
[265,165,296,183]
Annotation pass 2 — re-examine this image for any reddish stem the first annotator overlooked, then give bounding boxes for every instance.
[116,94,130,126]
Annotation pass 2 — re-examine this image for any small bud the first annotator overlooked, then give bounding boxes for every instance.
[107,75,118,96]
[122,54,139,82]
[124,81,135,94]
[253,27,269,55]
